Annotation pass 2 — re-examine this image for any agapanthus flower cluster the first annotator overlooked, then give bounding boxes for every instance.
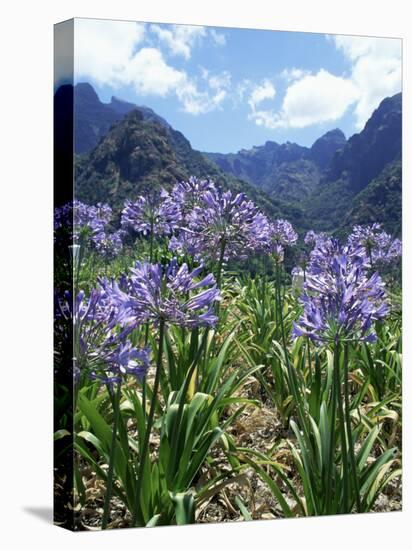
[171,177,216,217]
[348,224,402,267]
[171,187,268,262]
[386,238,402,262]
[293,240,389,343]
[121,190,181,236]
[54,200,124,258]
[169,232,199,258]
[307,234,365,274]
[304,230,330,248]
[102,259,221,328]
[269,219,298,247]
[55,288,150,384]
[54,200,111,236]
[92,229,125,259]
[290,231,331,275]
[265,218,298,261]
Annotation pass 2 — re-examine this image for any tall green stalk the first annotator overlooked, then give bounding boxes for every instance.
[325,349,338,514]
[274,261,308,439]
[132,318,165,526]
[274,259,280,341]
[334,340,349,512]
[204,236,226,366]
[101,381,122,529]
[142,221,155,420]
[216,237,227,291]
[343,343,361,512]
[306,337,313,384]
[149,218,154,263]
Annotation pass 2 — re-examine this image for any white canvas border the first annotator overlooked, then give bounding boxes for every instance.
[0,1,409,548]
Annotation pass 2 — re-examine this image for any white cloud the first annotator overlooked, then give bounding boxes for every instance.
[249,69,359,129]
[234,79,252,104]
[250,110,280,129]
[178,69,231,114]
[150,24,206,60]
[74,19,145,86]
[207,70,231,90]
[333,35,400,61]
[248,36,401,132]
[248,80,276,111]
[125,50,229,114]
[280,67,310,82]
[177,82,227,115]
[125,48,186,95]
[210,29,226,46]
[332,35,401,128]
[149,24,226,59]
[74,19,230,116]
[277,69,359,127]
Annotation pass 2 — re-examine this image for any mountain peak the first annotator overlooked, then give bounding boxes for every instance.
[75,82,99,103]
[326,91,402,192]
[363,92,401,133]
[109,96,137,115]
[310,128,347,168]
[263,140,279,150]
[72,82,172,154]
[321,128,346,140]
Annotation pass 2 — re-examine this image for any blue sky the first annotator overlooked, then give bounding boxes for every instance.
[71,18,401,153]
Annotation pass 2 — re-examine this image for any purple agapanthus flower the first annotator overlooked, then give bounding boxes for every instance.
[269,219,298,247]
[347,224,402,267]
[387,238,402,262]
[54,200,112,238]
[55,288,150,384]
[293,241,389,343]
[92,228,125,259]
[172,186,268,262]
[304,230,329,248]
[171,177,216,216]
[257,218,298,262]
[291,231,331,274]
[348,223,388,251]
[168,233,199,259]
[307,236,366,275]
[101,259,221,328]
[121,190,181,236]
[90,343,151,385]
[54,201,122,260]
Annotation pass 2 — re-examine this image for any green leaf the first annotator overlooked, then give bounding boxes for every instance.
[54,429,71,441]
[235,495,253,521]
[146,514,162,527]
[170,492,195,525]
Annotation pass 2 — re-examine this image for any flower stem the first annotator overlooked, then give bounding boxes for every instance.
[101,381,122,530]
[343,343,362,512]
[275,262,308,438]
[205,237,226,363]
[334,340,349,513]
[325,350,337,514]
[216,237,226,290]
[141,220,155,422]
[306,337,313,384]
[149,218,154,263]
[274,259,279,341]
[132,318,165,526]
